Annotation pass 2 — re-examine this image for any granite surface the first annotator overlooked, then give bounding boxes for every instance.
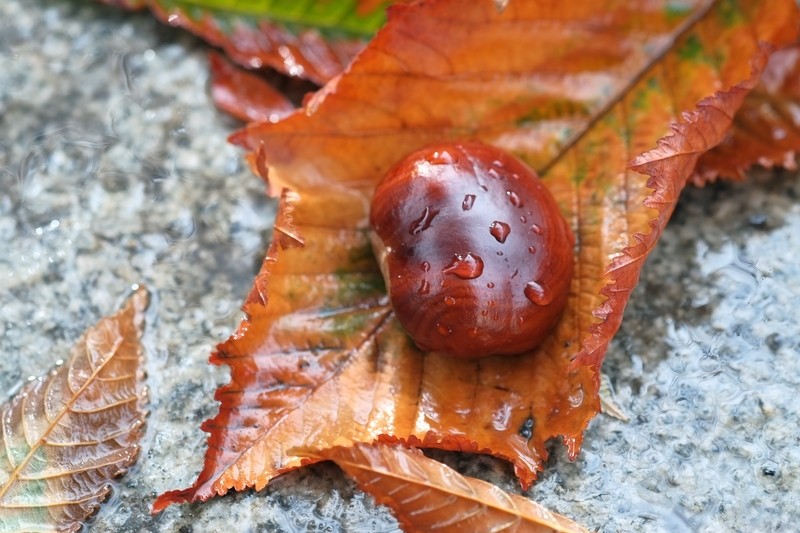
[1,1,798,532]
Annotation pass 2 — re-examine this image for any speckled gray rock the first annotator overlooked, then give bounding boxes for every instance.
[1,2,798,532]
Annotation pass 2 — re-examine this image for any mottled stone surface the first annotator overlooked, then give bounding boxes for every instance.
[1,2,798,532]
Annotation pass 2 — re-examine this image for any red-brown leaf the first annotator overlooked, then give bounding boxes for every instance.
[302,443,590,533]
[100,0,374,84]
[154,0,798,511]
[0,287,148,532]
[208,52,296,124]
[694,42,800,183]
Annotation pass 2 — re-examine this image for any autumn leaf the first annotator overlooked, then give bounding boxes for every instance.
[0,287,149,532]
[208,52,296,124]
[99,0,400,84]
[153,0,798,511]
[694,42,800,183]
[299,443,590,533]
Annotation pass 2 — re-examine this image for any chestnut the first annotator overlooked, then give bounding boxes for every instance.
[369,141,574,358]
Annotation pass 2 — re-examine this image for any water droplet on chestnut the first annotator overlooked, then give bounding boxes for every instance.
[442,252,484,280]
[430,150,454,165]
[506,190,523,207]
[418,280,431,295]
[369,141,574,358]
[409,206,439,235]
[489,221,511,243]
[524,280,553,305]
[462,194,476,211]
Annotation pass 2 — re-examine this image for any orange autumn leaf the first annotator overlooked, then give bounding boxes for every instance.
[0,288,149,532]
[153,0,798,511]
[300,442,590,533]
[694,42,800,183]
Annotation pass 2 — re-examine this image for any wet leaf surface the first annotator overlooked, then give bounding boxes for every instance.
[301,442,591,533]
[100,0,399,83]
[153,0,798,511]
[695,42,800,183]
[0,288,149,532]
[208,52,296,124]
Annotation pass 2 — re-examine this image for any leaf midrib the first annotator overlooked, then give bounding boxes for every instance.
[541,0,719,175]
[326,447,588,533]
[198,305,394,495]
[0,330,130,506]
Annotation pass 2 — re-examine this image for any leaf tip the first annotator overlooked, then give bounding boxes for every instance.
[129,283,150,311]
[150,489,184,515]
[228,127,251,149]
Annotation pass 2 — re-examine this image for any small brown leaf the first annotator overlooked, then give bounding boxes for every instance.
[302,443,591,533]
[0,287,149,533]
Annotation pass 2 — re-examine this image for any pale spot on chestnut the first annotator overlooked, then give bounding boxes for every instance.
[369,141,574,358]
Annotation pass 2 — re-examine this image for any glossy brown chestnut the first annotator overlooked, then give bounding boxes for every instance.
[370,141,575,358]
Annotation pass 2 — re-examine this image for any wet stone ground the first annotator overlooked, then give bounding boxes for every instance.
[1,1,798,532]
